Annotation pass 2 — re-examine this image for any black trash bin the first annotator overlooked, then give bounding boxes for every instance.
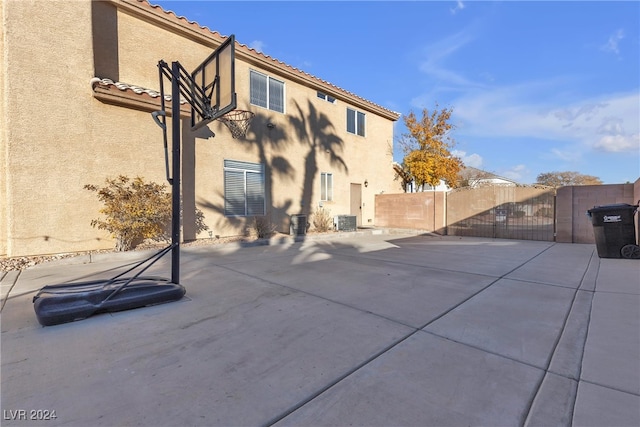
[587,203,639,259]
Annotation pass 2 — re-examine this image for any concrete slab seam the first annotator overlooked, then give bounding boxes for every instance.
[329,250,501,281]
[578,249,600,292]
[419,329,547,372]
[222,240,557,426]
[523,279,588,425]
[262,329,421,427]
[416,242,560,334]
[279,241,563,426]
[214,262,418,330]
[578,378,640,398]
[569,255,600,424]
[524,251,600,425]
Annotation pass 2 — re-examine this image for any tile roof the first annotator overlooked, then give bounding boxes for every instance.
[90,77,187,105]
[133,0,400,120]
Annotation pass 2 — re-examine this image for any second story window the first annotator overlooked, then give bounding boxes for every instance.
[317,91,336,104]
[250,70,284,113]
[346,108,366,136]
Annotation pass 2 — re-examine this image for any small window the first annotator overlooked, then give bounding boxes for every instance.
[346,108,365,136]
[317,91,336,104]
[250,70,284,113]
[321,172,333,201]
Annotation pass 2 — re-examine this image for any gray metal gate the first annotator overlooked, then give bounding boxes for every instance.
[447,186,555,241]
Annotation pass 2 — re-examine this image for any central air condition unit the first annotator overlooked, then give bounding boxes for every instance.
[290,214,307,235]
[334,215,357,231]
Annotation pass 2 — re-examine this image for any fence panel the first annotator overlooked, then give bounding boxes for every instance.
[447,187,555,241]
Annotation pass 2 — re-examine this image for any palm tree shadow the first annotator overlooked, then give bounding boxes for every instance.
[289,100,347,219]
[195,101,347,238]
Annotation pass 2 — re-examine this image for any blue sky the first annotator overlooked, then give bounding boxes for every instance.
[152,1,639,185]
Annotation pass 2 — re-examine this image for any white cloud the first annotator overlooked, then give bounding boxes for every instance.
[550,147,582,163]
[416,29,480,91]
[413,27,639,155]
[452,88,640,154]
[411,28,638,184]
[553,103,608,124]
[450,1,465,15]
[452,150,483,168]
[593,134,640,152]
[501,164,529,182]
[601,29,624,55]
[249,40,266,53]
[596,116,624,135]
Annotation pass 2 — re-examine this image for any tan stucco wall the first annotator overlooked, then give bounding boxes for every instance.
[1,0,7,256]
[1,0,398,256]
[2,0,101,256]
[375,192,447,233]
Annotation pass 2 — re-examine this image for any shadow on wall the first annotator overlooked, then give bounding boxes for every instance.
[288,100,348,220]
[376,187,556,242]
[194,102,348,236]
[446,187,555,241]
[182,123,216,241]
[194,101,347,237]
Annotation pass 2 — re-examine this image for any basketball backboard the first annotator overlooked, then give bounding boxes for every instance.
[190,35,237,131]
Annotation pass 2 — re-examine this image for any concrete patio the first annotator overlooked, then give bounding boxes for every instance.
[1,231,638,426]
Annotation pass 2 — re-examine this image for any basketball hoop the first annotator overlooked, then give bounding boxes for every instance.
[217,110,254,139]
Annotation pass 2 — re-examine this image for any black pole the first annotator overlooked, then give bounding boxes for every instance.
[171,61,181,284]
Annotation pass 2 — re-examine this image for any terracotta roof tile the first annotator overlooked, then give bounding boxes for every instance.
[90,77,188,105]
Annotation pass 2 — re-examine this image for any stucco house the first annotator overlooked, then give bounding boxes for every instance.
[393,163,521,193]
[1,0,400,257]
[456,167,520,188]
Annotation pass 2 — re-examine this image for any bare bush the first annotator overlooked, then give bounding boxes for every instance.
[312,208,334,232]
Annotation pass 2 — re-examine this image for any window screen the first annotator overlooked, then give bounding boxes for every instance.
[347,108,365,136]
[250,70,284,113]
[224,160,265,216]
[321,172,333,201]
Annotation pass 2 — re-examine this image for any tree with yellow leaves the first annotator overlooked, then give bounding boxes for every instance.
[399,105,463,190]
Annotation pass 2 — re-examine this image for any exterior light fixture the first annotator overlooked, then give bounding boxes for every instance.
[364,179,369,187]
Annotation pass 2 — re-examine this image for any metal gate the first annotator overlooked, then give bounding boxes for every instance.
[446,186,555,241]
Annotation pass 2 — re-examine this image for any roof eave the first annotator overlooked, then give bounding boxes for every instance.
[109,0,400,121]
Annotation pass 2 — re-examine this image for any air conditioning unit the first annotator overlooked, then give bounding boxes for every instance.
[334,215,357,231]
[290,214,307,235]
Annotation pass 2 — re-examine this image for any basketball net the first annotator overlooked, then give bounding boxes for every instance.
[217,110,255,139]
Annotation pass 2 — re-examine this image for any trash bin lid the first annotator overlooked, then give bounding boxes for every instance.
[587,203,638,214]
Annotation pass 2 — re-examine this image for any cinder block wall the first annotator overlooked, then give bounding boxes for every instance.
[376,178,640,243]
[547,182,636,243]
[375,192,446,233]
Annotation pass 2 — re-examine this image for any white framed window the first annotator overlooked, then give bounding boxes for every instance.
[317,91,336,104]
[224,160,265,216]
[346,108,365,136]
[250,70,284,113]
[320,172,333,201]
